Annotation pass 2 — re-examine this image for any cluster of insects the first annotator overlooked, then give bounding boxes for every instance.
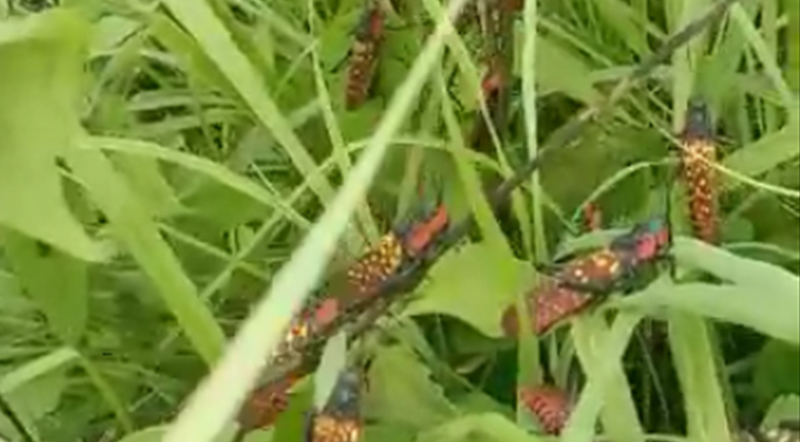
[232,0,732,438]
[236,198,450,437]
[501,99,719,338]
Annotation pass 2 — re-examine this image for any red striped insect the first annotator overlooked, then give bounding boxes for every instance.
[397,203,450,259]
[345,203,450,299]
[544,218,671,296]
[268,297,342,365]
[345,0,385,109]
[305,367,365,442]
[501,278,595,336]
[518,384,572,435]
[678,98,719,244]
[503,218,671,336]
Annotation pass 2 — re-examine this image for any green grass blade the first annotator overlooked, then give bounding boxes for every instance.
[66,145,226,365]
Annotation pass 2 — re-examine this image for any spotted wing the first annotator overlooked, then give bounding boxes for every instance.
[679,99,719,244]
[533,282,596,335]
[307,414,362,442]
[345,233,404,299]
[553,249,626,295]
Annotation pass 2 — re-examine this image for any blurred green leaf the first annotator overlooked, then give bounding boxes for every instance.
[0,10,104,262]
[762,395,800,428]
[364,345,457,430]
[754,341,800,404]
[2,231,88,344]
[404,243,532,338]
[722,121,800,191]
[416,412,543,442]
[620,277,799,344]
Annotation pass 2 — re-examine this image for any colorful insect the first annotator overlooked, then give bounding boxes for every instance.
[543,217,671,296]
[581,202,603,232]
[345,233,405,299]
[305,367,365,442]
[470,55,510,151]
[345,203,450,299]
[503,217,672,336]
[267,297,343,366]
[345,0,385,109]
[678,98,719,244]
[502,279,593,336]
[238,373,301,432]
[397,203,451,259]
[518,384,573,435]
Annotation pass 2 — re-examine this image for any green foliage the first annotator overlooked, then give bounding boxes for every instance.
[0,0,797,441]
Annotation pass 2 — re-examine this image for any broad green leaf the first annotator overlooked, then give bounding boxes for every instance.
[788,0,799,91]
[415,412,543,442]
[762,395,800,428]
[404,243,532,338]
[2,231,88,344]
[0,347,79,441]
[566,313,645,442]
[109,154,184,219]
[363,345,457,430]
[0,10,104,262]
[722,121,800,191]
[672,238,800,299]
[529,35,603,105]
[619,278,799,344]
[115,425,239,442]
[363,423,419,442]
[667,314,733,442]
[754,341,800,404]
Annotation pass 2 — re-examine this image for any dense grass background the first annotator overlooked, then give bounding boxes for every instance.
[0,0,797,441]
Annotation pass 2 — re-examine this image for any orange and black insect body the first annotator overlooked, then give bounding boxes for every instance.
[678,99,719,244]
[518,385,572,435]
[503,218,672,336]
[395,203,451,260]
[345,202,450,298]
[543,217,672,296]
[305,368,364,442]
[345,233,405,299]
[501,278,594,336]
[238,373,300,432]
[269,297,342,364]
[581,202,603,232]
[345,1,384,110]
